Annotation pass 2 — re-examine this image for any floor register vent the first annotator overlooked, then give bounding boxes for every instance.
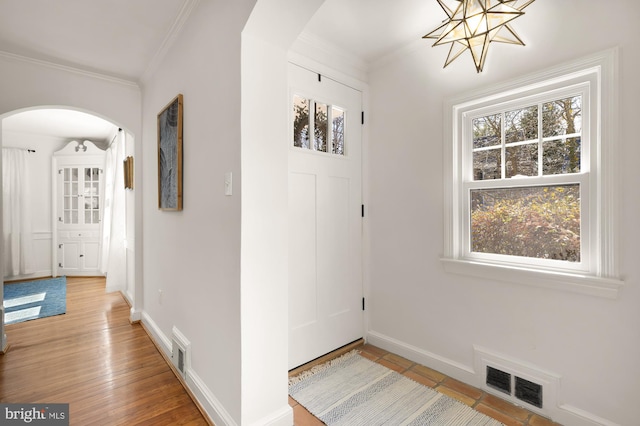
[486,366,543,408]
[171,327,191,379]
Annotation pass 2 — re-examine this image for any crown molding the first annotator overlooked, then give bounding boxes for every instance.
[140,0,201,84]
[0,50,138,88]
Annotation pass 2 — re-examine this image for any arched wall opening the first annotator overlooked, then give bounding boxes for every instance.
[0,105,138,352]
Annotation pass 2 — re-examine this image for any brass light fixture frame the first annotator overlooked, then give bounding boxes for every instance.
[424,0,535,73]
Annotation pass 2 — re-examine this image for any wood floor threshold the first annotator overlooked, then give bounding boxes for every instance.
[139,321,215,426]
[289,338,365,378]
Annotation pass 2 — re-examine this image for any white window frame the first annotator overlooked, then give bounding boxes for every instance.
[441,48,623,299]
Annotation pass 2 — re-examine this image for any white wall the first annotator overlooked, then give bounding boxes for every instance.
[124,130,136,304]
[0,55,140,131]
[366,1,640,425]
[0,55,141,287]
[139,1,255,424]
[241,2,324,425]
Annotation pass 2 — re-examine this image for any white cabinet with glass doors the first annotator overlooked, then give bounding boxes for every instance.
[52,140,105,276]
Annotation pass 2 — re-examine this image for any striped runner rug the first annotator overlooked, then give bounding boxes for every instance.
[289,351,503,425]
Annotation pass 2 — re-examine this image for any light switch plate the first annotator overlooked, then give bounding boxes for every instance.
[225,172,232,196]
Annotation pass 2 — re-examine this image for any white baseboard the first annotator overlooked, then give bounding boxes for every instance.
[366,330,618,426]
[129,307,141,323]
[366,330,476,382]
[186,369,238,426]
[140,312,235,423]
[139,311,243,426]
[556,405,621,426]
[140,311,171,353]
[248,405,293,426]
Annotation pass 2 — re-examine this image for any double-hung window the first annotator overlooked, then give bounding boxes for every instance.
[442,49,623,298]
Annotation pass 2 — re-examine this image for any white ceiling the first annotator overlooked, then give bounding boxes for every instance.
[0,0,442,141]
[302,0,439,66]
[3,109,117,147]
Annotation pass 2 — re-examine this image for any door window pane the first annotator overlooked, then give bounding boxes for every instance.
[293,95,310,149]
[293,95,347,157]
[332,107,345,155]
[314,102,328,152]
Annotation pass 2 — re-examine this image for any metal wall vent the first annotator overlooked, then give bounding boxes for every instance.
[177,346,185,374]
[515,376,543,408]
[171,327,190,379]
[475,346,557,415]
[486,366,511,395]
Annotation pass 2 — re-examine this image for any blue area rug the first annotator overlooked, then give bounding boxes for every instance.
[3,277,67,325]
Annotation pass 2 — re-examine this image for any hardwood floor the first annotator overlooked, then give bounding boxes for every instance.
[0,277,209,425]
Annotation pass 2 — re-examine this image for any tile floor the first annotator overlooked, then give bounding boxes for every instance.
[288,343,562,426]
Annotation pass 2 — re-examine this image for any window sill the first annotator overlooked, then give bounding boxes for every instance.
[440,258,623,299]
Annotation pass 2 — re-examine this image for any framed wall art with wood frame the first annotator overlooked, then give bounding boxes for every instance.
[157,94,183,210]
[123,156,134,190]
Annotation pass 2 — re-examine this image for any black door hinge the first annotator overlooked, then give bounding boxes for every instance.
[318,73,322,82]
[361,111,364,125]
[361,204,365,218]
[362,297,365,311]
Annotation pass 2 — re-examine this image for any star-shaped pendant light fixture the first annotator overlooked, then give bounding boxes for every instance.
[424,0,535,73]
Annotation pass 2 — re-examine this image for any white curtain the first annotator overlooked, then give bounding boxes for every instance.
[2,148,34,277]
[100,132,127,293]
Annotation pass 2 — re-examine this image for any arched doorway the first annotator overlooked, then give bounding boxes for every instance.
[0,106,136,351]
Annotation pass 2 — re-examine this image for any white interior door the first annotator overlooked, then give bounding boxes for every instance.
[288,63,363,369]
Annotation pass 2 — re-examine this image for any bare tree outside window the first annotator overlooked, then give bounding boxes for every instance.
[292,94,346,156]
